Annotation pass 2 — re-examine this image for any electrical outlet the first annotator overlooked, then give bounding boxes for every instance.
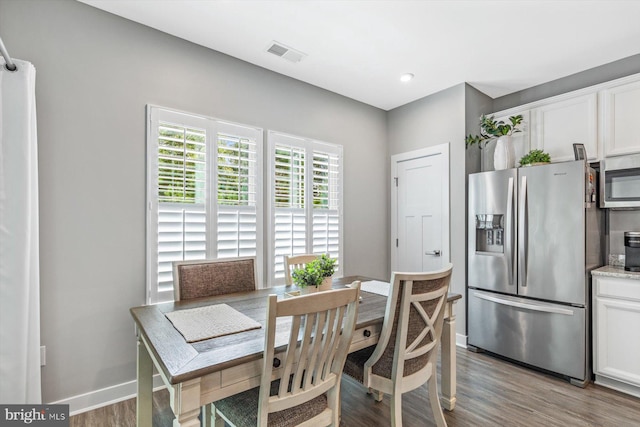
[40,346,46,366]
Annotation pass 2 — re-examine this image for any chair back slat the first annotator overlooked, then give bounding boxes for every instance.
[303,310,328,390]
[316,307,338,381]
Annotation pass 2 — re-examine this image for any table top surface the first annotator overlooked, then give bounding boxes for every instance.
[131,275,461,384]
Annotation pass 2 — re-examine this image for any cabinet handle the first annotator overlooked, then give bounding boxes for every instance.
[363,329,371,337]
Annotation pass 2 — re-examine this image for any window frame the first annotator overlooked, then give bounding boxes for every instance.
[146,105,263,304]
[266,130,344,285]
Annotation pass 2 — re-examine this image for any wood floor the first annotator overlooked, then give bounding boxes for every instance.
[70,348,640,426]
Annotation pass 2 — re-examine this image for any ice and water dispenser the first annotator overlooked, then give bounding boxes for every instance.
[475,214,504,253]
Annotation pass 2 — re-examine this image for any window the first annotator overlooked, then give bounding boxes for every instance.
[147,106,262,303]
[268,131,343,284]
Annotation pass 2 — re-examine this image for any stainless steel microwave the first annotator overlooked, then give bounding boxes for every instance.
[600,153,640,209]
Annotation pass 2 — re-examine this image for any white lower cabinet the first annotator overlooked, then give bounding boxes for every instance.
[593,274,640,397]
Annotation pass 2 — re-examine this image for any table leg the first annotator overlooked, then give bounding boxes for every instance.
[173,409,201,427]
[440,300,457,411]
[137,337,153,427]
[172,379,203,427]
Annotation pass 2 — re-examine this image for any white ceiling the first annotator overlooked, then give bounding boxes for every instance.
[80,0,640,111]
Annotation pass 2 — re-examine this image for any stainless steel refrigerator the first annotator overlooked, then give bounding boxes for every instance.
[467,160,603,386]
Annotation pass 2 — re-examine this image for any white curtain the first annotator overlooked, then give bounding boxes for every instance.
[0,59,41,404]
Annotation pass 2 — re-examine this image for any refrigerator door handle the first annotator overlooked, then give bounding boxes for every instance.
[519,175,528,287]
[505,177,515,286]
[473,292,575,316]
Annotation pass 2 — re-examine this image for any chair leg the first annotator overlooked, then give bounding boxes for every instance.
[210,405,225,427]
[390,392,402,427]
[428,375,447,427]
[373,389,384,402]
[327,382,340,426]
[201,405,211,427]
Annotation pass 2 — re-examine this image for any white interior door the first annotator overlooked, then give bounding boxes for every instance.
[392,144,449,272]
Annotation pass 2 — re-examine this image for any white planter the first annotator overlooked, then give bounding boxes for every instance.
[494,136,515,170]
[300,285,318,295]
[319,277,333,291]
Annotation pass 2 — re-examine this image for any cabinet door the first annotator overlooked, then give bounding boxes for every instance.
[594,296,640,386]
[531,93,598,162]
[602,79,640,157]
[482,111,530,170]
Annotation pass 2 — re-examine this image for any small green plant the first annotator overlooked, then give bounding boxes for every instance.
[519,149,551,166]
[291,254,337,288]
[291,262,323,288]
[465,114,524,149]
[317,254,337,278]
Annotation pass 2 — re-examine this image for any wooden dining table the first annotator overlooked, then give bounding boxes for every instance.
[130,276,462,427]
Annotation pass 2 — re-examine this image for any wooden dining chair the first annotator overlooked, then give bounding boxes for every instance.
[343,264,453,427]
[172,257,259,425]
[213,282,362,427]
[172,256,257,301]
[283,254,319,285]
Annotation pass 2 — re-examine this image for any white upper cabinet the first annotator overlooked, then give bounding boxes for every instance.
[531,93,598,162]
[487,73,640,163]
[601,79,640,157]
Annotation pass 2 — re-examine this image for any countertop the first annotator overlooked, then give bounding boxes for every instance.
[592,265,640,280]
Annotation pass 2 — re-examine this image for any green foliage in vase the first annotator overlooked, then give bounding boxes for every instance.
[316,254,337,278]
[519,149,551,166]
[291,254,337,288]
[291,262,323,288]
[465,114,524,149]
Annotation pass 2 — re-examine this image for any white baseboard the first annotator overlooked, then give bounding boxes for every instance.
[456,333,467,348]
[50,374,166,416]
[595,375,640,399]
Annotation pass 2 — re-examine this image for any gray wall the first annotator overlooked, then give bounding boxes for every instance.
[0,0,388,404]
[464,84,493,176]
[608,211,640,257]
[387,84,468,334]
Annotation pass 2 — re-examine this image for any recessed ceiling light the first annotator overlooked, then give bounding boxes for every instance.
[400,73,414,82]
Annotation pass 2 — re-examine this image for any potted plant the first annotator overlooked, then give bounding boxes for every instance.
[317,254,337,291]
[290,254,337,292]
[291,261,323,292]
[519,149,551,166]
[465,114,524,170]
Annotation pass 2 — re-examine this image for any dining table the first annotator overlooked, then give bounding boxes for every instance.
[130,275,462,427]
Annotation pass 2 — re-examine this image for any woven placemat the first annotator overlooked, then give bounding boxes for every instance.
[166,303,262,343]
[360,280,390,297]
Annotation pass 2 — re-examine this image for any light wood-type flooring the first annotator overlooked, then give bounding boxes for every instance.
[70,348,640,426]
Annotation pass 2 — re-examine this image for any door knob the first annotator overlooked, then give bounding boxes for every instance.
[425,250,441,256]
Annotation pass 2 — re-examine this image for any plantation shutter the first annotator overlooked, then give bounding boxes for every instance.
[312,145,342,274]
[215,123,262,260]
[268,131,343,284]
[148,107,263,303]
[271,133,307,280]
[148,109,208,303]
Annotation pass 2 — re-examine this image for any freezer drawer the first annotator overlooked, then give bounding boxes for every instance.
[468,290,587,381]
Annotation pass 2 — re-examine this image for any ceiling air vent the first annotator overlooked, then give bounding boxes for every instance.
[266,41,306,63]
